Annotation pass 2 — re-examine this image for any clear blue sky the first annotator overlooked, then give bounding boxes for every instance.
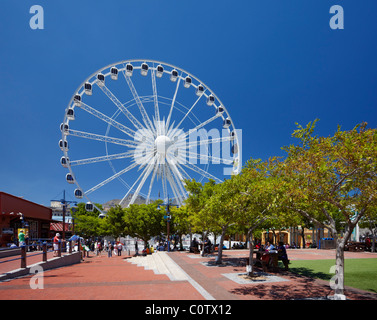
[1,1,376,207]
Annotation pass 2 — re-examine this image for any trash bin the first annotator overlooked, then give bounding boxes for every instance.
[321,238,335,249]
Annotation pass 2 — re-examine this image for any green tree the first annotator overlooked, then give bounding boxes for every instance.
[204,176,243,264]
[281,120,377,298]
[101,205,127,238]
[72,203,103,237]
[237,158,285,275]
[170,205,191,250]
[184,179,217,252]
[123,201,164,246]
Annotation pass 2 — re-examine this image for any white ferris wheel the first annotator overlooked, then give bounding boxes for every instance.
[60,59,241,211]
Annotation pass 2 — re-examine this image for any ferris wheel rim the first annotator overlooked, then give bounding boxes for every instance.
[61,59,241,209]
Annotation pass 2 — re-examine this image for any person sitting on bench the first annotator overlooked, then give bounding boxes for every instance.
[203,237,212,254]
[190,237,199,253]
[277,242,289,271]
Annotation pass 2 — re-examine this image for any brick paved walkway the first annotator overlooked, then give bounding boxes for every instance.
[0,249,376,300]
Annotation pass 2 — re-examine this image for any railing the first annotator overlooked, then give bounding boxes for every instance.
[0,239,81,271]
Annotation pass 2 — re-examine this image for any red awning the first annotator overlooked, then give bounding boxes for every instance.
[50,222,71,231]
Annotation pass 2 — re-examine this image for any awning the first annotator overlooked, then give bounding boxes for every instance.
[50,222,71,231]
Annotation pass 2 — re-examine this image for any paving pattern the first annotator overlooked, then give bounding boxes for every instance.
[1,249,376,300]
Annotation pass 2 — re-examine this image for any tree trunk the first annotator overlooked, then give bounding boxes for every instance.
[189,229,193,250]
[247,230,254,276]
[369,221,376,253]
[179,234,183,251]
[216,227,227,264]
[201,230,207,257]
[300,228,306,249]
[332,223,355,299]
[333,237,346,299]
[372,230,376,253]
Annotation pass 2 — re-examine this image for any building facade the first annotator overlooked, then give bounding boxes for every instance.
[0,192,52,247]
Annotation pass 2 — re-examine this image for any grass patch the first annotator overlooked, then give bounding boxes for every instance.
[287,258,377,293]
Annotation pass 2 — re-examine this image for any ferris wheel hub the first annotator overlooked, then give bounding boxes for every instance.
[155,135,172,155]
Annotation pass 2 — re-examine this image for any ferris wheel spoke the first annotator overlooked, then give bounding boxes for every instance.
[69,150,135,166]
[97,83,145,131]
[146,162,158,204]
[185,136,232,149]
[161,162,168,202]
[119,156,154,206]
[122,72,154,132]
[166,160,187,201]
[85,161,139,195]
[129,156,156,205]
[176,114,221,142]
[165,165,183,206]
[77,101,136,139]
[176,91,206,129]
[186,150,234,165]
[174,162,192,181]
[68,129,139,148]
[166,157,185,183]
[181,162,222,183]
[166,74,182,131]
[151,68,160,126]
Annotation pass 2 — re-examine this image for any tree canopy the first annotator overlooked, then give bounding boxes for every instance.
[71,120,377,298]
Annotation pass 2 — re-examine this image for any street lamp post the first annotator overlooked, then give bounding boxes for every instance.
[158,196,176,252]
[165,199,172,252]
[51,190,77,241]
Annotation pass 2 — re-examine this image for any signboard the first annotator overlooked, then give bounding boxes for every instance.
[17,228,29,238]
[2,228,14,235]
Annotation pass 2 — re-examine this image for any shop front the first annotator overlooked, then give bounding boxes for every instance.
[0,192,52,247]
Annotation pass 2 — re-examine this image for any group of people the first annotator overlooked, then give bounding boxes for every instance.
[94,240,123,257]
[258,241,290,271]
[190,237,212,254]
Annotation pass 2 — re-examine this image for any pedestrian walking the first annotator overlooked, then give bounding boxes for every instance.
[135,240,139,256]
[108,242,113,258]
[96,241,102,256]
[117,242,122,256]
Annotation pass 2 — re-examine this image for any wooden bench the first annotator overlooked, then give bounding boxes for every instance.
[190,246,200,254]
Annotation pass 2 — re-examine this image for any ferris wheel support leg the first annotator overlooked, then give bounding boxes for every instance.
[165,167,183,207]
[146,164,158,204]
[129,157,156,205]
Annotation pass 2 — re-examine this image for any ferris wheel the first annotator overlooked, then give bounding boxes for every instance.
[60,59,241,211]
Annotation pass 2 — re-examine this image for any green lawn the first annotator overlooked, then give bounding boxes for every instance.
[286,258,377,293]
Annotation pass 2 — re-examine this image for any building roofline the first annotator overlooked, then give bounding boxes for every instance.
[0,191,51,211]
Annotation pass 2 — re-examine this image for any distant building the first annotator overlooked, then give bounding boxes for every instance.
[50,200,73,223]
[50,200,73,235]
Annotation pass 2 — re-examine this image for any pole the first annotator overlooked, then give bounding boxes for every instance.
[167,216,170,252]
[167,196,170,252]
[20,245,27,268]
[42,242,47,261]
[62,190,66,241]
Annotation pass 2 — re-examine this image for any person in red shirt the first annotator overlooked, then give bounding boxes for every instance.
[53,233,60,256]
